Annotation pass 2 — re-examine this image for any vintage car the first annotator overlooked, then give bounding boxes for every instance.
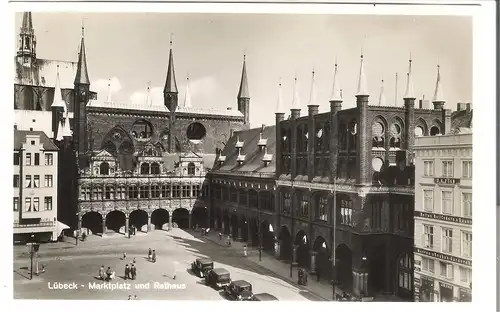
[224,280,253,301]
[191,258,214,278]
[252,293,279,301]
[205,268,231,290]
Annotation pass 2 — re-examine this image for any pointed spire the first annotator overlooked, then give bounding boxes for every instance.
[330,60,342,101]
[378,79,387,106]
[275,77,284,113]
[74,24,90,85]
[356,52,368,96]
[404,55,415,99]
[291,76,300,109]
[51,65,66,109]
[21,12,33,32]
[106,79,112,102]
[432,64,445,102]
[55,119,64,141]
[145,81,152,106]
[237,54,250,99]
[307,68,317,106]
[183,75,192,108]
[164,37,178,93]
[62,111,72,137]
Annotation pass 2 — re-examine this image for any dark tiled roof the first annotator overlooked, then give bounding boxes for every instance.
[14,130,59,151]
[451,109,473,130]
[213,125,276,174]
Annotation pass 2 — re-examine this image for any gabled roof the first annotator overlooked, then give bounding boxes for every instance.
[14,130,59,151]
[214,125,276,174]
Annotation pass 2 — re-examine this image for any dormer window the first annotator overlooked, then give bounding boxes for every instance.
[235,136,244,149]
[237,151,245,166]
[258,132,267,151]
[217,155,226,165]
[262,147,272,167]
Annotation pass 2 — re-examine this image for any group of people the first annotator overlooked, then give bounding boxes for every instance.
[127,295,138,300]
[98,265,115,281]
[124,264,137,280]
[148,248,157,263]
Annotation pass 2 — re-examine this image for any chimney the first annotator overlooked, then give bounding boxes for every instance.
[466,103,472,112]
[229,129,235,137]
[419,99,423,109]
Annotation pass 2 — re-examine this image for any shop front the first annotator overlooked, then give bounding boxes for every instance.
[459,288,472,302]
[418,277,434,302]
[439,282,454,302]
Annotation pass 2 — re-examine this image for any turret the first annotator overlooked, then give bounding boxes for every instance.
[290,77,301,179]
[355,53,370,185]
[432,64,445,110]
[307,69,318,180]
[403,57,416,162]
[163,39,178,112]
[378,79,387,106]
[329,61,342,180]
[275,78,285,177]
[17,12,37,66]
[237,55,250,125]
[181,75,192,109]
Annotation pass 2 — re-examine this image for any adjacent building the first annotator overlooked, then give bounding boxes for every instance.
[14,130,60,242]
[413,111,472,302]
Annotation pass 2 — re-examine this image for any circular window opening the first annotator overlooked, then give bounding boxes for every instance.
[414,126,424,137]
[186,122,207,141]
[391,123,401,136]
[130,120,153,141]
[372,122,384,137]
[430,126,440,136]
[372,157,384,172]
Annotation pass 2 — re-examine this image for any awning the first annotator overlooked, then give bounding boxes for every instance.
[56,221,70,236]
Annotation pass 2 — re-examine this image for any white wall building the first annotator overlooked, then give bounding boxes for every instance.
[413,132,472,302]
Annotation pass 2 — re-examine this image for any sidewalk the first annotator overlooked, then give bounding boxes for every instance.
[188,229,339,301]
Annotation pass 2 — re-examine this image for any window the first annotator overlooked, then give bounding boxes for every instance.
[140,163,150,175]
[340,199,353,226]
[26,153,32,166]
[442,228,453,253]
[462,160,472,178]
[172,185,181,198]
[182,185,190,197]
[424,160,434,176]
[442,160,453,177]
[33,175,40,188]
[44,197,52,210]
[192,185,201,198]
[318,197,328,221]
[441,191,453,215]
[462,193,472,218]
[44,153,53,166]
[25,175,32,188]
[459,267,472,284]
[398,254,412,291]
[33,197,39,212]
[100,162,110,175]
[422,257,435,273]
[462,232,472,258]
[128,185,138,199]
[150,163,160,174]
[105,186,114,200]
[161,184,171,198]
[423,225,434,249]
[300,195,309,217]
[44,175,53,187]
[140,186,149,198]
[14,153,19,165]
[151,185,160,198]
[25,198,31,212]
[440,261,454,279]
[31,140,35,145]
[249,191,258,208]
[34,153,40,165]
[282,192,291,215]
[13,175,20,188]
[423,190,434,212]
[13,197,19,212]
[116,186,126,199]
[239,190,247,205]
[187,162,196,175]
[371,201,382,229]
[230,187,238,203]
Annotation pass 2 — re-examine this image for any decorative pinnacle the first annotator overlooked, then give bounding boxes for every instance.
[169,33,173,47]
[81,17,85,37]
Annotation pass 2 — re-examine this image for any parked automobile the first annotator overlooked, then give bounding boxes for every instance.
[225,280,253,301]
[191,258,214,278]
[205,268,231,290]
[252,293,279,301]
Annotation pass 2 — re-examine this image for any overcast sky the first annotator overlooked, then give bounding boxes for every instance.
[15,13,472,128]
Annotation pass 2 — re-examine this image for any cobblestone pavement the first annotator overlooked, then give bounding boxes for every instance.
[13,229,322,301]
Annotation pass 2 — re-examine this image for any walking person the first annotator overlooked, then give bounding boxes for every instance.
[219,232,222,240]
[106,267,112,282]
[152,250,156,263]
[128,295,132,300]
[124,264,130,280]
[148,248,152,261]
[134,295,138,300]
[123,252,127,260]
[132,257,136,264]
[131,264,137,280]
[99,265,105,280]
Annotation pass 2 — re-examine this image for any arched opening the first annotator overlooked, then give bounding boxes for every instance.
[294,230,310,268]
[191,206,208,228]
[430,126,440,136]
[414,126,424,137]
[131,119,153,140]
[105,210,126,234]
[150,162,160,174]
[240,217,249,242]
[99,162,110,175]
[222,210,230,235]
[187,162,196,175]
[230,214,239,239]
[186,122,207,141]
[313,236,331,281]
[151,208,169,230]
[335,244,353,291]
[172,208,190,229]
[82,211,103,235]
[260,220,274,254]
[250,218,259,247]
[140,163,150,175]
[368,244,387,294]
[129,209,148,232]
[279,226,292,262]
[397,252,413,300]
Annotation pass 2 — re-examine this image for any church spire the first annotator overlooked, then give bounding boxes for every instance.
[183,75,192,108]
[330,60,342,101]
[291,76,300,109]
[51,65,66,108]
[55,119,64,142]
[17,12,36,63]
[74,25,90,85]
[432,64,445,103]
[403,55,415,99]
[307,68,317,107]
[275,77,284,114]
[356,52,368,96]
[62,111,72,137]
[22,12,34,31]
[378,79,387,106]
[237,54,250,99]
[164,36,178,94]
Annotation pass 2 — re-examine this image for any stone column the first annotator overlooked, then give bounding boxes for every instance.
[188,212,192,229]
[102,218,107,235]
[352,269,369,297]
[275,239,281,259]
[310,250,318,275]
[147,214,152,232]
[77,214,82,232]
[125,215,129,237]
[214,218,218,230]
[169,214,173,230]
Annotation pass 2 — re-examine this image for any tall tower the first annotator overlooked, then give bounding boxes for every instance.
[237,55,250,125]
[163,39,178,112]
[73,26,91,157]
[17,12,37,66]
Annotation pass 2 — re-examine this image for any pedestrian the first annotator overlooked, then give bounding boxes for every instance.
[131,264,137,280]
[123,252,127,260]
[243,245,248,257]
[128,295,132,300]
[99,265,105,280]
[124,264,130,280]
[148,248,152,261]
[152,250,156,263]
[133,257,136,264]
[106,267,112,281]
[219,232,222,240]
[134,295,138,300]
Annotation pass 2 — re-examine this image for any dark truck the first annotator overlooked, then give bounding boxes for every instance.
[224,280,253,301]
[205,268,231,290]
[253,293,279,301]
[191,258,214,278]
